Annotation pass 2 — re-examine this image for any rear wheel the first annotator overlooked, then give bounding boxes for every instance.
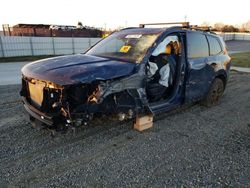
[201,78,224,107]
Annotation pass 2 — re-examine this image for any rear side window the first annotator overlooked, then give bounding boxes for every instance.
[207,35,222,55]
[187,32,209,58]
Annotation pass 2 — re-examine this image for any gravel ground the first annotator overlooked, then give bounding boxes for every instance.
[0,71,250,187]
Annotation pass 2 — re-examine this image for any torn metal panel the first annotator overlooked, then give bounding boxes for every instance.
[97,72,146,103]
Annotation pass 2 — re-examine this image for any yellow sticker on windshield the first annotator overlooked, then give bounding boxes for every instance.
[119,45,131,53]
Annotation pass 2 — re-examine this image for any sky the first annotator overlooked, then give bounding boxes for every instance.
[0,0,249,29]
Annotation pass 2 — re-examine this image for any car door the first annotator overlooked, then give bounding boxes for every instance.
[185,32,216,103]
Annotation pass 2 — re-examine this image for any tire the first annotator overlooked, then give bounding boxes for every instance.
[201,78,224,107]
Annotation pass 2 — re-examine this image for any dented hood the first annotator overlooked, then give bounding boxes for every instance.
[21,54,136,85]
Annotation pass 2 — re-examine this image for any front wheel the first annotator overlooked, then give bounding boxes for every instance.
[201,78,224,107]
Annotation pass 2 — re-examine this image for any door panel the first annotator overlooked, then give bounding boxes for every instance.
[186,59,215,102]
[185,32,215,103]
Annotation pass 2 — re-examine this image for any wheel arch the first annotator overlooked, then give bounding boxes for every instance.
[215,70,228,89]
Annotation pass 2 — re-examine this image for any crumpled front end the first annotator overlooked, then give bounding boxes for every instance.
[20,72,148,132]
[20,76,70,130]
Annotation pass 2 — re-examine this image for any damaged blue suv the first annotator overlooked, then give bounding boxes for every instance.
[20,22,231,131]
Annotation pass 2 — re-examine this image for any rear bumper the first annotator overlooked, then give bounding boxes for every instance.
[22,97,56,126]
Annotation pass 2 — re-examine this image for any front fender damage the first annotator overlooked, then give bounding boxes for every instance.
[97,73,148,104]
[21,71,151,132]
[65,72,151,129]
[75,72,151,118]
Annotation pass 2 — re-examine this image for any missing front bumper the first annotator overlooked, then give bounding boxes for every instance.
[22,97,59,126]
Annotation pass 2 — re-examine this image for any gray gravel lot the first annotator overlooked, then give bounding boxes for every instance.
[0,72,250,187]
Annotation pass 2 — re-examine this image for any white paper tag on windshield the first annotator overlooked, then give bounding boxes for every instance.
[125,34,142,39]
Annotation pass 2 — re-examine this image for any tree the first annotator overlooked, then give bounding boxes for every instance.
[77,21,83,26]
[221,25,239,32]
[77,21,83,29]
[244,20,250,31]
[201,21,210,27]
[213,23,225,31]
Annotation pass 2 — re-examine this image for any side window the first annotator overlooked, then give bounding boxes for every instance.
[207,36,222,55]
[187,32,209,58]
[152,35,180,56]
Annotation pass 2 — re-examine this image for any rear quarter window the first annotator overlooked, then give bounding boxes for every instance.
[207,35,222,55]
[187,32,209,59]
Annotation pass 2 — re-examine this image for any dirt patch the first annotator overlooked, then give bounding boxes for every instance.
[0,72,250,187]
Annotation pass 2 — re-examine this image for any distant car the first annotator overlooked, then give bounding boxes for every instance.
[20,22,231,132]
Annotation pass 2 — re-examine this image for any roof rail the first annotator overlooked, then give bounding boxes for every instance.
[138,22,216,34]
[120,27,139,31]
[139,22,189,28]
[187,25,217,34]
[188,25,212,32]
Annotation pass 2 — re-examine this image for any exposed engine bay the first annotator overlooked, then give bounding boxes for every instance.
[20,73,148,132]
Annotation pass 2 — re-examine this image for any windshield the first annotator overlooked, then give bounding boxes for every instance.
[86,30,161,63]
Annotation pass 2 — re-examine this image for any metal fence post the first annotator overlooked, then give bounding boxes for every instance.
[0,36,5,57]
[72,37,75,54]
[89,38,91,48]
[29,37,34,56]
[52,37,55,55]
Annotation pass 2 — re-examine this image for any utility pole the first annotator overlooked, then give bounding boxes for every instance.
[184,15,187,22]
[104,23,107,32]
